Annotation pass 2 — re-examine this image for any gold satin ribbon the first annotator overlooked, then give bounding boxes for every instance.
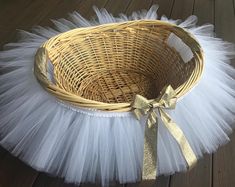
[132,85,197,179]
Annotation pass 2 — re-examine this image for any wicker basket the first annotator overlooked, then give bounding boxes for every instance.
[34,20,204,111]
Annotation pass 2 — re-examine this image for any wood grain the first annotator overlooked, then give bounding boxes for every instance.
[234,0,235,12]
[215,0,235,42]
[0,147,7,159]
[0,154,38,187]
[125,0,153,15]
[170,155,212,187]
[33,173,80,187]
[156,0,175,18]
[0,0,60,47]
[127,176,169,187]
[171,0,195,20]
[234,0,235,13]
[213,136,235,187]
[193,0,214,25]
[213,1,235,186]
[105,0,132,16]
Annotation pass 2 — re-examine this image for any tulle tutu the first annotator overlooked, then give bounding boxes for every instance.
[0,5,235,186]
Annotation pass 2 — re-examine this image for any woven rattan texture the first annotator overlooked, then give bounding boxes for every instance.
[34,20,204,111]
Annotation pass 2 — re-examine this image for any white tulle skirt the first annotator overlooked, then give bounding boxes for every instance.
[0,5,235,186]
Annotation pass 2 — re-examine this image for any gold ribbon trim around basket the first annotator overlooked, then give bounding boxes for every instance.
[132,85,197,179]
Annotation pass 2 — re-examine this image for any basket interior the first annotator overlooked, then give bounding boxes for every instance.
[46,25,196,103]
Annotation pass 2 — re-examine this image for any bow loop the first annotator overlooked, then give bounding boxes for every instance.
[156,85,177,109]
[132,94,153,120]
[132,85,177,127]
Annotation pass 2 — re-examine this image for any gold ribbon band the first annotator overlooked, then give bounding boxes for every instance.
[132,85,197,179]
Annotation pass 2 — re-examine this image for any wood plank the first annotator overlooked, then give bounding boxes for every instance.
[170,0,195,20]
[193,0,214,25]
[0,0,34,47]
[156,0,175,18]
[0,153,38,187]
[215,0,235,42]
[33,173,79,187]
[170,1,214,187]
[127,176,169,187]
[125,0,153,15]
[170,155,212,187]
[105,0,132,16]
[0,0,32,27]
[0,0,61,47]
[234,0,235,13]
[0,0,109,47]
[213,136,235,187]
[0,146,7,159]
[82,182,125,187]
[41,0,109,23]
[33,173,126,187]
[72,0,109,19]
[38,0,84,26]
[213,2,235,187]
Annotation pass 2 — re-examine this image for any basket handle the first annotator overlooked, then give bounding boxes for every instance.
[34,47,131,111]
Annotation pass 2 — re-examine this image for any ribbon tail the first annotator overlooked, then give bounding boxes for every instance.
[159,108,197,169]
[133,109,142,120]
[142,121,158,180]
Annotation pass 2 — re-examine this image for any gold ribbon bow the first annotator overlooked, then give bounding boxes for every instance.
[132,85,197,179]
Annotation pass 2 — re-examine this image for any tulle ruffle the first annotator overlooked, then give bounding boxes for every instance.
[0,5,235,186]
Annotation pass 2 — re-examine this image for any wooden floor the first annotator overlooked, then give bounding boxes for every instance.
[0,0,235,186]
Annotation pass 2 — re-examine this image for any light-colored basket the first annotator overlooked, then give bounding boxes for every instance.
[34,20,204,111]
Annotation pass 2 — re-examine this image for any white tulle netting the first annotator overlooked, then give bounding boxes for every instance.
[0,5,235,186]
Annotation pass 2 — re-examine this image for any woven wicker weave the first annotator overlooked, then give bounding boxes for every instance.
[34,20,204,111]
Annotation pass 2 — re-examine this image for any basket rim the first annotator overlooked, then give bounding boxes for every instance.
[34,20,204,112]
